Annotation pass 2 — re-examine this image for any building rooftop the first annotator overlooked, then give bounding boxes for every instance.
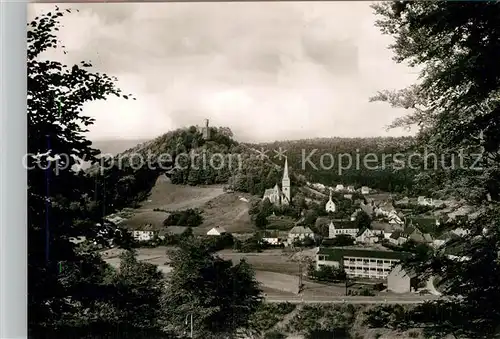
[318,246,411,261]
[330,220,358,229]
[289,226,314,234]
[390,230,403,239]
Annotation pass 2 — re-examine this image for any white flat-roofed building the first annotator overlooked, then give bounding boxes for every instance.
[316,247,410,280]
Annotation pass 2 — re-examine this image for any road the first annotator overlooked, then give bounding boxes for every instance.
[105,258,442,305]
[265,294,441,304]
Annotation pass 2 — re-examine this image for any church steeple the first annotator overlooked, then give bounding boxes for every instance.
[281,157,290,204]
[283,157,289,179]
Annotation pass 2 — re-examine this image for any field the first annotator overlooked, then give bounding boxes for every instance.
[103,247,349,297]
[194,192,256,234]
[116,175,256,234]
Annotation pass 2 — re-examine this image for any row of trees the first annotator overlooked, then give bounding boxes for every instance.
[371,2,500,338]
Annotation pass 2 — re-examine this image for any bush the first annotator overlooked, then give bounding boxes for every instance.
[202,233,234,251]
[308,264,347,283]
[163,209,203,227]
[363,305,406,329]
[249,303,297,333]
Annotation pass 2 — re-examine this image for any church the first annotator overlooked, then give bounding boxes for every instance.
[325,189,336,213]
[262,157,291,206]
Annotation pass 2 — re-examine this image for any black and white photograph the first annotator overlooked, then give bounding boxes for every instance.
[25,2,500,339]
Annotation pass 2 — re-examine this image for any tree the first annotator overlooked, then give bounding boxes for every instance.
[110,250,166,330]
[354,210,371,231]
[26,8,176,339]
[325,234,355,247]
[254,212,269,229]
[27,6,133,331]
[164,239,263,338]
[371,2,500,337]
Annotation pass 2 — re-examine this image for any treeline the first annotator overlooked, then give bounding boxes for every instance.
[247,137,419,194]
[90,129,422,213]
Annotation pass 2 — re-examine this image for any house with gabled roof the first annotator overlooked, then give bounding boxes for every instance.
[406,216,440,234]
[361,186,370,195]
[131,223,158,242]
[328,220,359,238]
[260,230,286,246]
[389,230,407,245]
[335,184,345,192]
[387,264,419,294]
[207,226,227,236]
[288,226,315,244]
[356,228,379,244]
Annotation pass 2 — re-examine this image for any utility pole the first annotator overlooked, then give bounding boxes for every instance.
[102,175,106,225]
[298,259,303,293]
[185,313,193,338]
[45,134,51,266]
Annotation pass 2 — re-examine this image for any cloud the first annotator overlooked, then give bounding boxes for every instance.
[28,2,418,142]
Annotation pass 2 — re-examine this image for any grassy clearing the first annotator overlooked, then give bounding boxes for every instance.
[196,192,256,234]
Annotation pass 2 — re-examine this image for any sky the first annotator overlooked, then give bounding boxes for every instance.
[28,2,418,143]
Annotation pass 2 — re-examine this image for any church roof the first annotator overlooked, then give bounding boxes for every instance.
[283,157,289,179]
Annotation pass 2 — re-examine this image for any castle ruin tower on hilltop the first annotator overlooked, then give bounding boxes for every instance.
[202,119,210,140]
[281,157,290,204]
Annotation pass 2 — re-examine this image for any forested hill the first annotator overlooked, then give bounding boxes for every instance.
[88,129,418,218]
[247,136,417,194]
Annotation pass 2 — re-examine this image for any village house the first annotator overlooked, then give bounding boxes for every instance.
[346,185,355,192]
[451,227,470,237]
[406,216,440,234]
[316,247,410,279]
[388,212,404,225]
[325,189,336,213]
[287,226,315,244]
[417,196,433,206]
[335,184,345,192]
[260,230,286,246]
[390,226,433,245]
[374,201,396,217]
[328,221,359,238]
[207,226,227,236]
[395,196,410,205]
[387,264,419,294]
[361,186,370,195]
[343,194,353,200]
[371,221,395,234]
[389,230,407,245]
[432,233,453,248]
[262,157,290,206]
[356,228,379,244]
[132,224,158,241]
